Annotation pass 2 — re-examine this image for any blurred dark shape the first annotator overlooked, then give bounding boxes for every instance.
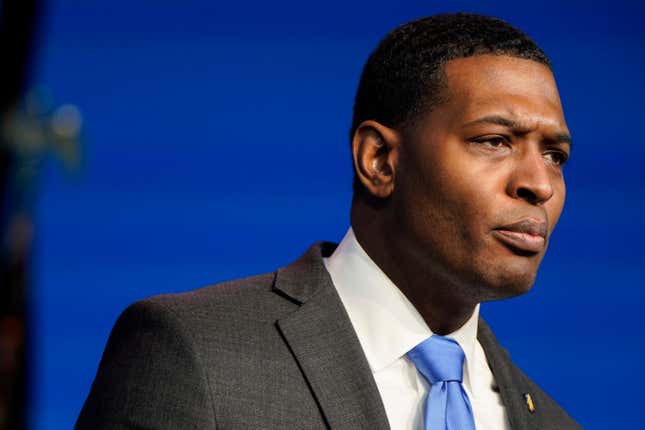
[1,93,83,430]
[1,0,41,428]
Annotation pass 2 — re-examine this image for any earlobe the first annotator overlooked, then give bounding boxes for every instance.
[352,120,401,199]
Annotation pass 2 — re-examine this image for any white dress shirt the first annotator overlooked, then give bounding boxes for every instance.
[323,228,511,430]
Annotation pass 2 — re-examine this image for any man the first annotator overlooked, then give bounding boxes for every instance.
[76,13,581,430]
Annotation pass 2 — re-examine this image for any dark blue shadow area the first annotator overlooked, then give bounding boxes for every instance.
[31,0,644,428]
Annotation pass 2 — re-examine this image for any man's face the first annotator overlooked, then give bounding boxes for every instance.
[390,55,571,300]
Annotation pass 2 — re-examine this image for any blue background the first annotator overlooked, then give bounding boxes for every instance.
[31,0,644,428]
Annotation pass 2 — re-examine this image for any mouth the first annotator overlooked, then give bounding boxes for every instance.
[492,219,547,254]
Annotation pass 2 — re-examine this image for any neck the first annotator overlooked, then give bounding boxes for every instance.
[351,201,478,335]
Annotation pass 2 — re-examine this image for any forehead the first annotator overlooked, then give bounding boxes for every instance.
[438,55,567,129]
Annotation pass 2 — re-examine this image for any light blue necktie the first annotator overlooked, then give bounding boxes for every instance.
[407,335,476,430]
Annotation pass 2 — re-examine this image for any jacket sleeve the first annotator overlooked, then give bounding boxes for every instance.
[75,299,217,430]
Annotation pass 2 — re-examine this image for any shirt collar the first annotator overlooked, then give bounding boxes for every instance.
[323,228,480,376]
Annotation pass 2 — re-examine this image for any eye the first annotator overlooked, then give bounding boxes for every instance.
[544,149,569,166]
[471,135,511,150]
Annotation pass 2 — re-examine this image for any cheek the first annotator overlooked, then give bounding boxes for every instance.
[445,169,501,239]
[419,173,493,251]
[396,140,500,251]
[437,166,494,228]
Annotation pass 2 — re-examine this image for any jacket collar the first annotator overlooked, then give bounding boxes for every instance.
[274,242,390,429]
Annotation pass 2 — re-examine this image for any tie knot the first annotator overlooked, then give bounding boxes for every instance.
[407,335,465,383]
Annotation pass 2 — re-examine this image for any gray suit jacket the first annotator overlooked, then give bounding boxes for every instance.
[76,242,581,429]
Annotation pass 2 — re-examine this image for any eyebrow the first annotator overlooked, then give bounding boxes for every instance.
[465,115,573,146]
[554,132,573,145]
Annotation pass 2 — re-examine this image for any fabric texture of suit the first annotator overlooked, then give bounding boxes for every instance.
[76,242,582,429]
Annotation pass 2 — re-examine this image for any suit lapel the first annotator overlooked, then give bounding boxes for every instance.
[478,318,538,430]
[274,243,390,430]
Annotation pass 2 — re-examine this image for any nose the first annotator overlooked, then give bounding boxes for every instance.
[506,150,554,205]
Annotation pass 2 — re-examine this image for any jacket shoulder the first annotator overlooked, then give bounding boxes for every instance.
[140,271,296,322]
[77,270,316,429]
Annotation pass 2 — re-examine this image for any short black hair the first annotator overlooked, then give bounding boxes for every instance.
[351,13,551,195]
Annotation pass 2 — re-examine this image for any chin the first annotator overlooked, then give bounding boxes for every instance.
[474,261,539,302]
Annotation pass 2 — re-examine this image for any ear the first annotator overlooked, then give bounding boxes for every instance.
[352,120,402,199]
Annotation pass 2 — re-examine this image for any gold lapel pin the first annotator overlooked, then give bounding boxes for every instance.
[524,393,535,413]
